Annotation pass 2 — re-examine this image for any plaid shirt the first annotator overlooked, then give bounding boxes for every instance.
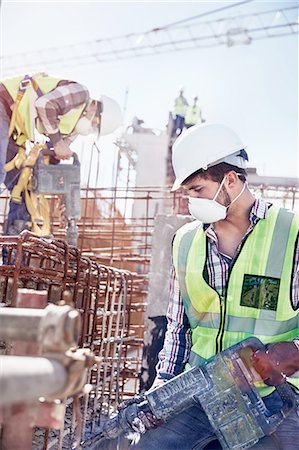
[34,81,89,145]
[0,79,89,145]
[156,198,299,380]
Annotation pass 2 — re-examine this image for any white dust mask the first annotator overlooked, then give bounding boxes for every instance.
[74,117,94,136]
[188,176,247,224]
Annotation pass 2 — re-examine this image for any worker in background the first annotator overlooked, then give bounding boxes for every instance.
[172,87,188,137]
[184,96,205,128]
[127,116,145,133]
[0,73,122,239]
[131,123,299,449]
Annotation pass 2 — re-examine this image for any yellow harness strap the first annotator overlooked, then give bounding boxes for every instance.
[8,91,26,139]
[9,144,42,203]
[6,143,51,237]
[8,84,28,139]
[4,146,27,172]
[8,76,43,141]
[5,74,52,237]
[25,189,51,236]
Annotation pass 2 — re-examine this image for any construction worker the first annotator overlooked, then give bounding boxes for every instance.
[0,73,122,240]
[172,87,188,137]
[184,96,205,128]
[131,123,299,449]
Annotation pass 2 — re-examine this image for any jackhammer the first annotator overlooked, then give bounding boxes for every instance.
[32,149,81,246]
[84,337,298,450]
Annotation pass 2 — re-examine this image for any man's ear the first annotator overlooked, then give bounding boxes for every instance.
[226,171,240,187]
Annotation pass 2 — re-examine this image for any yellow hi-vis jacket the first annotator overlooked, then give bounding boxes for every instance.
[2,74,86,145]
[174,95,188,117]
[173,205,299,396]
[185,105,200,126]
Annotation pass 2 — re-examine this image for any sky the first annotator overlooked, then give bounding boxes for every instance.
[0,0,298,182]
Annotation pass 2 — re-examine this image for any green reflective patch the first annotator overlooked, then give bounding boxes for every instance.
[240,274,280,311]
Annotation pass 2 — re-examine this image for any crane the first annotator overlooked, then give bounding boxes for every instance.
[1,4,297,76]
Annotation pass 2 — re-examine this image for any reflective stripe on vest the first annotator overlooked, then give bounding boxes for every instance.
[173,206,299,394]
[2,74,85,142]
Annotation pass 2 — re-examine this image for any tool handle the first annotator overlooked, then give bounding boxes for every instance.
[237,336,266,352]
[241,338,297,405]
[41,149,80,166]
[231,338,298,425]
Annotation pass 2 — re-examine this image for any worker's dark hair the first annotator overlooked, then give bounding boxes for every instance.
[183,163,247,185]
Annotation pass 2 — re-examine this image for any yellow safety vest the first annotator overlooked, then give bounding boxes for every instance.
[185,105,199,126]
[174,96,188,116]
[173,206,299,396]
[2,74,86,145]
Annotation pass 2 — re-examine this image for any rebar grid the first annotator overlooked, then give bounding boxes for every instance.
[0,231,143,408]
[0,183,298,448]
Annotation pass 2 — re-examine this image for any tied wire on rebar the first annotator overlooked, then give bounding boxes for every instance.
[0,230,145,448]
[0,177,298,448]
[1,5,298,75]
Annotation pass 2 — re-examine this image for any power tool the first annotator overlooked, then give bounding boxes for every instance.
[32,150,81,246]
[84,337,297,450]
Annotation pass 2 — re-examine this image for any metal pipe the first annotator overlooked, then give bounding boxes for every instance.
[0,355,67,405]
[0,308,45,341]
[0,305,81,349]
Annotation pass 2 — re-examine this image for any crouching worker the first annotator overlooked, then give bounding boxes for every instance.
[0,72,122,258]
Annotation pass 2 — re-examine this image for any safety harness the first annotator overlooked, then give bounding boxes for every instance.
[8,75,43,142]
[5,75,51,236]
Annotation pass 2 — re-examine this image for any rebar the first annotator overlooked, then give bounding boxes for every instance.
[0,182,296,447]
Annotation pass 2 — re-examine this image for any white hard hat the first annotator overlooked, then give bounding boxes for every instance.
[171,123,247,191]
[98,95,123,135]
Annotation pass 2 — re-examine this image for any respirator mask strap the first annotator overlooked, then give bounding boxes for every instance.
[214,174,247,208]
[229,179,247,207]
[212,176,227,202]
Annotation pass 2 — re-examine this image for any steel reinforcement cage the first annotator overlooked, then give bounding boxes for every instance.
[0,183,298,448]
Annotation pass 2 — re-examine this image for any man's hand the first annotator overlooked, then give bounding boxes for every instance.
[53,139,73,160]
[251,341,299,386]
[118,396,164,435]
[131,411,164,435]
